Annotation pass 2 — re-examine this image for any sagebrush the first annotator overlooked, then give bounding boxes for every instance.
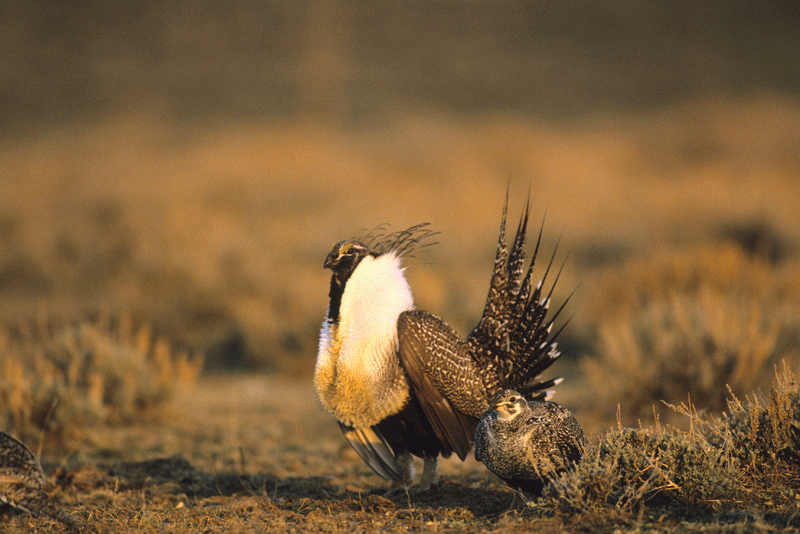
[583,244,800,424]
[538,364,800,519]
[0,314,203,446]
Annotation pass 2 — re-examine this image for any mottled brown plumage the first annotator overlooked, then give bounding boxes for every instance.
[474,389,585,495]
[316,197,568,489]
[0,431,84,530]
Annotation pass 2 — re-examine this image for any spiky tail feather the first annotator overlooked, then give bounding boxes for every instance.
[467,195,568,400]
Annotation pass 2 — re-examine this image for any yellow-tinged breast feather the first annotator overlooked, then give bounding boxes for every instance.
[315,253,414,427]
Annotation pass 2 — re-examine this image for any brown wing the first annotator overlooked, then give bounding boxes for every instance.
[397,310,488,460]
[0,432,49,488]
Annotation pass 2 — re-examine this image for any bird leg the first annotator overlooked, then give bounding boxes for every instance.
[416,456,438,491]
[388,451,415,490]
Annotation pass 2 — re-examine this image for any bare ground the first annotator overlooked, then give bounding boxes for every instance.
[3,373,798,533]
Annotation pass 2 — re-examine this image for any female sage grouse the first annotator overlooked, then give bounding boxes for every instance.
[0,431,83,530]
[316,197,568,490]
[474,389,585,495]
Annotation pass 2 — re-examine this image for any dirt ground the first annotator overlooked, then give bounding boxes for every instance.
[1,372,796,533]
[3,373,536,533]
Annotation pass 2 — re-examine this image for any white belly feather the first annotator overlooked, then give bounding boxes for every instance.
[315,253,414,427]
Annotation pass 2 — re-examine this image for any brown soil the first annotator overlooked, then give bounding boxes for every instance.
[4,373,798,533]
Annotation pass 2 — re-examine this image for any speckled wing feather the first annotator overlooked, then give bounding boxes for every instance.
[468,196,510,354]
[0,432,84,531]
[0,432,49,489]
[397,310,488,460]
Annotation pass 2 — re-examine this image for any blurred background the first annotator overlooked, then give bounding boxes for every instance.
[1,1,800,435]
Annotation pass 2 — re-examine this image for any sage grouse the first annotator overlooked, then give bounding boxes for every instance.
[474,389,585,495]
[0,431,83,530]
[315,198,567,490]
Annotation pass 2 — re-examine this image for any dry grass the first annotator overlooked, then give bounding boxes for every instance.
[581,243,800,425]
[1,96,799,531]
[538,365,800,522]
[2,94,800,374]
[2,369,799,532]
[0,314,203,449]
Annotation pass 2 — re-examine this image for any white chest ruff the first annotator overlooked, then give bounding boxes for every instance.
[315,253,414,427]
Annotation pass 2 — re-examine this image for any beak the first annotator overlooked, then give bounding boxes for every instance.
[324,250,337,269]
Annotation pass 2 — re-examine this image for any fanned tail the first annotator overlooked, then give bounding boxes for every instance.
[467,195,566,400]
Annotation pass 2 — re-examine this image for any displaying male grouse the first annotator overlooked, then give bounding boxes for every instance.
[474,389,585,495]
[315,197,568,490]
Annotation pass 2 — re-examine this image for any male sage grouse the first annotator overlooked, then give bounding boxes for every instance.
[0,431,83,530]
[474,389,585,495]
[315,198,568,490]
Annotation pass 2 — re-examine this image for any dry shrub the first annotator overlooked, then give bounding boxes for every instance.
[539,365,800,517]
[583,243,784,320]
[0,314,204,446]
[715,363,800,496]
[582,243,800,424]
[539,422,735,518]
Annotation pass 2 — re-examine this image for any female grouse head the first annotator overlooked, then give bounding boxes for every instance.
[490,390,532,423]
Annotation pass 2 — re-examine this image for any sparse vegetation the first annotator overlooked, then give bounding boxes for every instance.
[1,116,798,530]
[1,112,798,530]
[3,368,799,533]
[582,244,800,425]
[541,365,800,520]
[0,314,203,447]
